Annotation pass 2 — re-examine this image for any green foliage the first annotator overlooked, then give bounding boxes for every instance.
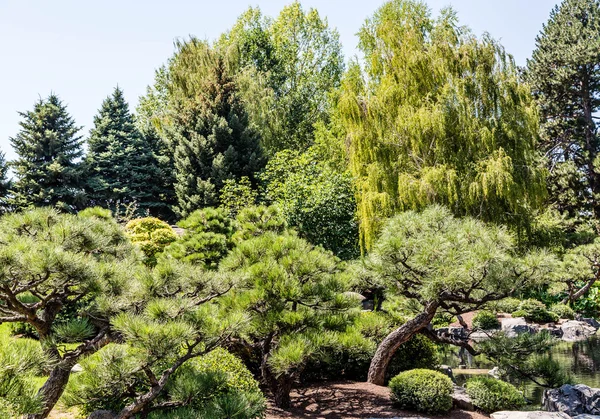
[163,207,234,268]
[85,87,165,216]
[550,303,576,320]
[166,39,265,216]
[261,147,359,259]
[472,311,501,330]
[0,152,12,213]
[339,0,545,249]
[526,0,600,226]
[513,299,558,323]
[232,205,287,242]
[125,217,177,266]
[465,376,524,413]
[221,2,345,154]
[9,94,85,211]
[389,369,453,414]
[489,297,522,314]
[220,177,258,217]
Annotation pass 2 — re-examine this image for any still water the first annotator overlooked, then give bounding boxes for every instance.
[441,336,600,406]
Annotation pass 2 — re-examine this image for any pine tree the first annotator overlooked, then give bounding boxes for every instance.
[9,94,84,211]
[0,151,12,213]
[526,0,600,225]
[168,40,265,217]
[85,87,164,216]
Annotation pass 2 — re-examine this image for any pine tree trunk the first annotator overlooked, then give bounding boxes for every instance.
[27,362,74,419]
[367,301,438,385]
[272,376,293,408]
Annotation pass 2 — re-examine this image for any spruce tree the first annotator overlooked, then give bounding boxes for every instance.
[85,87,164,216]
[0,151,12,213]
[526,0,600,225]
[9,94,84,211]
[168,40,265,217]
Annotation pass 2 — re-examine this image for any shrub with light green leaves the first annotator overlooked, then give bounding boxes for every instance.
[389,369,453,414]
[472,311,500,330]
[550,303,575,320]
[512,299,558,323]
[465,376,524,413]
[125,217,177,266]
[490,297,521,313]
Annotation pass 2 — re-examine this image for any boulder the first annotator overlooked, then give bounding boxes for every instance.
[573,415,600,419]
[543,384,600,416]
[491,412,569,419]
[470,330,493,341]
[489,366,501,379]
[501,317,538,337]
[581,318,600,329]
[452,385,475,411]
[560,321,597,342]
[87,411,117,419]
[435,326,468,339]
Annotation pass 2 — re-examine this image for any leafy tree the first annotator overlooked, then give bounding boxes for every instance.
[219,176,258,217]
[166,40,265,216]
[338,0,545,249]
[9,94,85,211]
[220,2,345,154]
[526,0,600,226]
[261,147,359,259]
[85,87,164,216]
[0,208,134,418]
[64,261,245,419]
[220,231,358,407]
[362,206,553,385]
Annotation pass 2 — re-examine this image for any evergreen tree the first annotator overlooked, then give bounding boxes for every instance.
[85,87,165,216]
[0,152,12,213]
[338,0,546,250]
[526,0,600,225]
[168,40,265,217]
[9,94,84,211]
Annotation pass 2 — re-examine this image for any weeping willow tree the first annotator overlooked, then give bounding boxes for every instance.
[338,0,546,250]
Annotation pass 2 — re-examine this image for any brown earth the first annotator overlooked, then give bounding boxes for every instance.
[266,381,489,419]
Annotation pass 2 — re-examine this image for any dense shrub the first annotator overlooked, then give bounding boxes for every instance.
[465,376,525,413]
[472,311,500,330]
[490,297,521,313]
[512,299,558,323]
[125,217,177,266]
[550,303,575,320]
[389,369,453,414]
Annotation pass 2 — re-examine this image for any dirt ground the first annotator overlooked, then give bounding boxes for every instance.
[266,381,489,419]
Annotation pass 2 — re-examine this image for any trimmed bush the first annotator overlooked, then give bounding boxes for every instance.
[512,299,558,323]
[491,297,521,313]
[465,376,524,413]
[389,369,453,414]
[125,217,177,266]
[550,303,575,320]
[472,311,500,330]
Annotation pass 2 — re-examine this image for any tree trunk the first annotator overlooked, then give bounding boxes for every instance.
[27,361,75,419]
[272,376,294,408]
[561,272,600,305]
[367,301,438,385]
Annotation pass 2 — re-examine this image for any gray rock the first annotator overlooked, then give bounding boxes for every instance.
[489,366,501,378]
[573,415,600,419]
[452,385,475,411]
[560,321,597,342]
[470,330,494,341]
[491,412,570,419]
[543,384,600,416]
[436,326,468,339]
[546,325,564,338]
[87,411,117,419]
[581,318,600,329]
[502,317,538,337]
[71,363,83,373]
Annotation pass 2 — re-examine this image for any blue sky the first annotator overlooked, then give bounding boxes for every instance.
[0,0,557,160]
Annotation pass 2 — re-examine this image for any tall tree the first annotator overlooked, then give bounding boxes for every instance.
[338,0,546,250]
[526,0,600,226]
[85,87,165,216]
[167,40,265,217]
[9,94,85,211]
[0,151,12,213]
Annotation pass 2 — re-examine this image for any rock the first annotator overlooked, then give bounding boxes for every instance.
[573,415,600,419]
[546,325,564,338]
[489,366,501,379]
[581,318,600,329]
[560,321,597,342]
[470,330,493,341]
[71,363,83,373]
[543,384,600,416]
[501,317,538,337]
[491,412,570,419]
[87,411,117,419]
[436,326,468,339]
[452,385,475,411]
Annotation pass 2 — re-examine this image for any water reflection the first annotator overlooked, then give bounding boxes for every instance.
[440,336,600,406]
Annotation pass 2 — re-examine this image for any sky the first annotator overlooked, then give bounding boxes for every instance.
[0,0,558,160]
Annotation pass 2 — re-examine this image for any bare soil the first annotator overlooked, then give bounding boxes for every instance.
[266,381,489,419]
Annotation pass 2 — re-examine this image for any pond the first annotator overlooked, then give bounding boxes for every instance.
[440,336,600,406]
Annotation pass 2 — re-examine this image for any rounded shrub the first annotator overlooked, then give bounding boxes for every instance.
[389,369,453,414]
[465,376,524,413]
[491,297,521,313]
[512,299,558,323]
[472,311,500,330]
[125,217,177,266]
[550,303,575,320]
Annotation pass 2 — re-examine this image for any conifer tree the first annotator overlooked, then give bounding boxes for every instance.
[0,151,12,213]
[85,87,164,216]
[526,0,600,225]
[9,94,84,211]
[168,40,265,216]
